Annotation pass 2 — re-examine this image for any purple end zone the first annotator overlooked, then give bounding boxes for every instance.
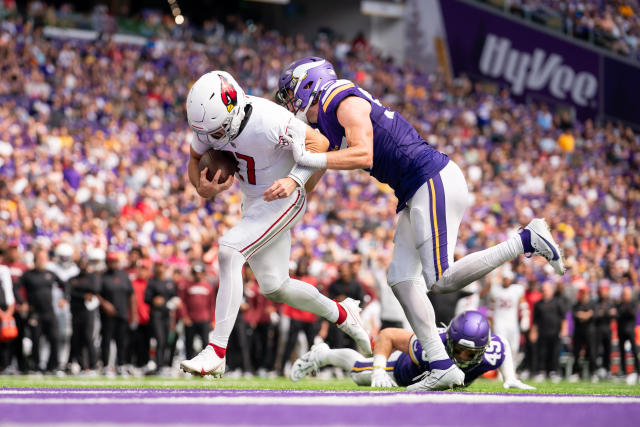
[1,388,639,427]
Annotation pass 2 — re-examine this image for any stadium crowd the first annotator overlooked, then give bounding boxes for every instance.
[0,2,639,383]
[479,0,640,60]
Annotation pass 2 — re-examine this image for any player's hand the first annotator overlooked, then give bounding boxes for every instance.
[198,168,234,199]
[263,178,298,201]
[503,379,536,390]
[371,368,397,388]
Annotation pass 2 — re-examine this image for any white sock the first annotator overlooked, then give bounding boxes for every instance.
[392,280,448,363]
[319,348,363,371]
[210,245,245,348]
[265,278,339,322]
[431,236,523,294]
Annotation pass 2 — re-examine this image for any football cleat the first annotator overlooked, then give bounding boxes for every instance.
[406,364,465,391]
[290,342,329,382]
[179,345,225,378]
[524,218,566,275]
[336,298,373,357]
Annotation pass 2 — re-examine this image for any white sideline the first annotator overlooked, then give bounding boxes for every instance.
[0,394,639,405]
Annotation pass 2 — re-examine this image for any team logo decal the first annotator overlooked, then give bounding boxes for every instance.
[219,74,238,112]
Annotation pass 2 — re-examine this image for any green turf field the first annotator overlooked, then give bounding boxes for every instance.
[1,375,638,395]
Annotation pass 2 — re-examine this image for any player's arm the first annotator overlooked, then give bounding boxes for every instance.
[289,96,373,170]
[370,328,412,388]
[499,338,535,390]
[374,328,413,358]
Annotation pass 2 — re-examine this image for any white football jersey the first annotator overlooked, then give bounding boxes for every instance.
[191,96,299,199]
[490,283,524,326]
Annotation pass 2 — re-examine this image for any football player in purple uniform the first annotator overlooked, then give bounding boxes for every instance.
[290,310,534,391]
[273,57,565,390]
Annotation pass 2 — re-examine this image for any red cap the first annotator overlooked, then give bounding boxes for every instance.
[106,252,119,262]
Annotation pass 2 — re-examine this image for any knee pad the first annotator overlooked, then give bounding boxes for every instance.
[262,278,288,303]
[218,245,245,267]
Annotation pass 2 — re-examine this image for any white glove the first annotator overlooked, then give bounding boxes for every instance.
[503,379,536,390]
[287,134,327,168]
[371,368,397,388]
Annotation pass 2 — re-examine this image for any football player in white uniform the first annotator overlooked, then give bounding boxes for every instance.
[179,71,372,377]
[487,267,526,357]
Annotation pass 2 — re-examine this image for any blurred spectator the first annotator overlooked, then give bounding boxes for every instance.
[179,262,215,360]
[2,244,29,373]
[531,281,568,382]
[325,263,365,351]
[67,257,101,373]
[16,248,69,372]
[129,258,151,369]
[280,257,320,375]
[429,289,474,326]
[144,262,176,372]
[521,279,542,377]
[0,261,15,371]
[243,266,278,376]
[594,283,617,377]
[99,252,136,375]
[569,287,597,382]
[486,267,525,358]
[617,286,639,384]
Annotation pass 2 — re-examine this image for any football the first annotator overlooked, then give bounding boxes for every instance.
[198,149,238,184]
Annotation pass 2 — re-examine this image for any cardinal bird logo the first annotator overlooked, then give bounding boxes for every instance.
[219,74,238,113]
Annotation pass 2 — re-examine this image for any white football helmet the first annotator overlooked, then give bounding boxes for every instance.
[54,243,74,264]
[186,70,248,149]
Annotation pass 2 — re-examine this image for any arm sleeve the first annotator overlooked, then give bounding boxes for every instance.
[0,267,14,306]
[270,114,307,149]
[498,337,518,384]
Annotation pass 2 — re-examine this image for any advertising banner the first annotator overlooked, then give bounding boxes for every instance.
[439,0,601,120]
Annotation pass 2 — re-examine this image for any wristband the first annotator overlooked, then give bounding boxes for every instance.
[288,164,317,188]
[373,354,388,370]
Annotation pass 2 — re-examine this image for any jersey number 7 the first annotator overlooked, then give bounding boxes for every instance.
[234,153,256,185]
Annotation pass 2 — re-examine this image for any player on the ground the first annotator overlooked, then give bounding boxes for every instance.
[274,57,565,390]
[290,310,534,391]
[179,71,372,377]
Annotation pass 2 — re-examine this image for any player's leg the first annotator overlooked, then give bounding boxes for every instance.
[249,232,338,321]
[428,162,563,294]
[290,341,364,381]
[387,208,463,389]
[412,162,520,294]
[180,243,244,376]
[245,196,372,355]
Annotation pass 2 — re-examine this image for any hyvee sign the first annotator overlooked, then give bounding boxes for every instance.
[439,0,601,120]
[479,34,598,108]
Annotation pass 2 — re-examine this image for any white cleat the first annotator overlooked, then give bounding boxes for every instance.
[336,298,373,357]
[525,218,566,275]
[180,345,226,378]
[406,364,465,391]
[290,342,329,382]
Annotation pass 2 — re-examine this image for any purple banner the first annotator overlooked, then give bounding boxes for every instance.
[439,0,600,120]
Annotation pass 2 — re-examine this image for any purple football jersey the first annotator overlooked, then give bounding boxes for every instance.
[316,79,449,212]
[392,333,506,387]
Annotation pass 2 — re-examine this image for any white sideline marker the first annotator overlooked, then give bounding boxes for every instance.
[1,394,639,405]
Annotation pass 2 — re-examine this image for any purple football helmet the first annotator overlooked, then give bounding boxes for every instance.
[276,56,337,115]
[446,310,491,369]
